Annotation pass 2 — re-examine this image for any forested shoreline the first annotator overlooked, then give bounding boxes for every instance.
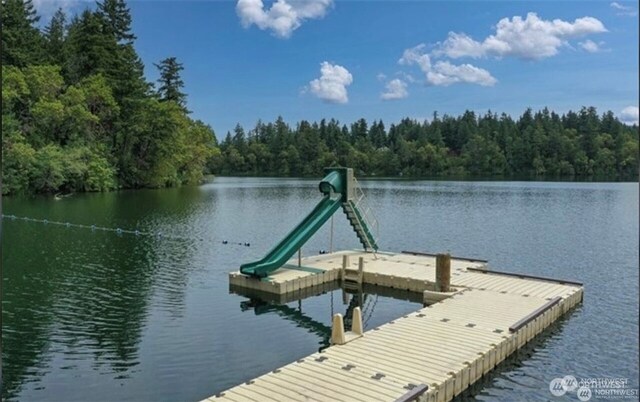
[2,0,217,196]
[216,110,638,180]
[2,1,638,197]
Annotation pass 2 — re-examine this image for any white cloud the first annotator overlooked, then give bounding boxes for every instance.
[579,39,602,53]
[428,61,497,86]
[395,12,606,90]
[309,62,352,104]
[611,2,638,16]
[396,71,416,83]
[380,79,408,100]
[438,12,607,60]
[398,44,496,87]
[438,32,485,59]
[236,0,332,38]
[376,73,387,81]
[620,106,639,125]
[399,44,432,72]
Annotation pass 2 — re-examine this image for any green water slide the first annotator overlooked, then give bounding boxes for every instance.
[240,169,347,278]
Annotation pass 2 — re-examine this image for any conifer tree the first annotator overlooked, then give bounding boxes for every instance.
[44,8,67,66]
[154,57,188,111]
[1,0,44,66]
[65,10,117,83]
[96,0,136,43]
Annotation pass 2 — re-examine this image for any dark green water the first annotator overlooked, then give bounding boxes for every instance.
[2,178,638,401]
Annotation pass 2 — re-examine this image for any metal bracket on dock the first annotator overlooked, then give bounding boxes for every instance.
[509,296,562,332]
[466,267,583,286]
[401,250,488,263]
[393,384,429,402]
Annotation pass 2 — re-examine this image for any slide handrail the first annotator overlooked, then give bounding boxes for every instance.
[239,167,379,278]
[352,177,379,240]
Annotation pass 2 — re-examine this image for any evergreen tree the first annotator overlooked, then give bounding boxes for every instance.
[96,0,136,43]
[65,10,117,83]
[154,57,188,111]
[1,0,43,66]
[1,4,216,195]
[0,0,637,193]
[95,0,149,101]
[44,8,67,66]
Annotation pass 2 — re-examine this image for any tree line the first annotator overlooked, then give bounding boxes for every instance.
[2,1,637,197]
[2,0,218,195]
[215,109,638,179]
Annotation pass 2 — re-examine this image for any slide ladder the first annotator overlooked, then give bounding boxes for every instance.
[342,177,378,252]
[240,168,379,278]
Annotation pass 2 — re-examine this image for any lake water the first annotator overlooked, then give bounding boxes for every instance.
[2,178,638,401]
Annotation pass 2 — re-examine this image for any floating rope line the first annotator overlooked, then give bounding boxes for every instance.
[1,214,252,247]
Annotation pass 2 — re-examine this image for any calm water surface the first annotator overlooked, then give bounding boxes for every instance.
[2,178,638,401]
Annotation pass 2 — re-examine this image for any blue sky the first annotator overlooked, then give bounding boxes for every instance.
[36,1,639,137]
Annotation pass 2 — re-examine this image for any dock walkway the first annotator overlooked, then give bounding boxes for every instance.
[212,250,583,402]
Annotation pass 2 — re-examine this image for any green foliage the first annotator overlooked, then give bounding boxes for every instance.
[218,109,638,180]
[1,0,44,66]
[24,65,65,100]
[2,116,36,195]
[463,135,506,175]
[1,0,636,196]
[64,10,117,83]
[31,144,66,193]
[2,66,29,114]
[155,57,188,112]
[62,146,117,192]
[1,1,218,196]
[97,0,136,43]
[22,144,116,193]
[44,8,67,66]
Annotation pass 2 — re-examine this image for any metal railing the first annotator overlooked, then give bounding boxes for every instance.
[352,177,379,240]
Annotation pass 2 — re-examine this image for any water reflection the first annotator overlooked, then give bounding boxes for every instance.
[2,223,155,399]
[232,280,425,351]
[241,299,332,347]
[2,187,209,400]
[3,178,637,401]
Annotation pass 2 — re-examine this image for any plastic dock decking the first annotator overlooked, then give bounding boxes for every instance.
[214,250,583,402]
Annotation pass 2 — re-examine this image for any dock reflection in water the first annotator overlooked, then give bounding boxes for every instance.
[232,280,425,350]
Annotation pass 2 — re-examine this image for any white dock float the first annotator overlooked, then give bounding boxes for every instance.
[217,250,583,402]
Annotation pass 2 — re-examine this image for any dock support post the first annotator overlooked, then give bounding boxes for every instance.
[341,255,349,281]
[352,307,363,335]
[331,313,346,345]
[358,257,364,284]
[436,253,451,292]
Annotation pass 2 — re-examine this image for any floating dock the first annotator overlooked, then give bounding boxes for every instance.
[209,250,583,402]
